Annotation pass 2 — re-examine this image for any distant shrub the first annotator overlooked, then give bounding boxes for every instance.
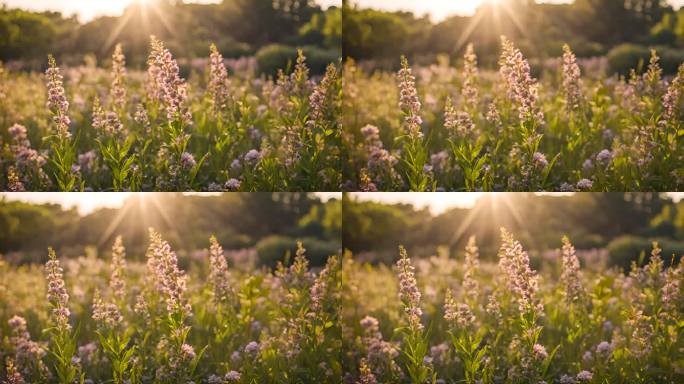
[256,235,338,268]
[607,235,683,271]
[256,44,338,76]
[608,43,684,75]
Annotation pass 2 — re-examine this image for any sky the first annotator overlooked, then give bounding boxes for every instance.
[1,0,341,22]
[1,192,341,215]
[349,192,684,215]
[352,0,684,22]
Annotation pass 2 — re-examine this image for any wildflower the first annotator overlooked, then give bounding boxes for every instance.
[180,152,196,170]
[78,151,97,174]
[595,341,613,357]
[560,236,584,302]
[7,167,25,191]
[532,152,548,169]
[644,49,663,96]
[208,235,231,301]
[309,63,337,123]
[146,229,191,317]
[148,37,191,125]
[396,245,423,331]
[560,375,575,384]
[561,44,582,110]
[181,344,196,360]
[486,103,503,130]
[444,97,475,139]
[444,290,475,329]
[8,316,47,378]
[661,63,684,124]
[5,359,25,384]
[576,370,593,381]
[310,255,339,312]
[398,56,423,139]
[92,289,123,329]
[134,104,151,130]
[45,247,71,331]
[208,374,223,384]
[533,344,548,360]
[244,149,261,164]
[110,43,127,110]
[576,178,593,190]
[45,55,71,138]
[224,178,241,191]
[462,43,479,109]
[110,235,126,299]
[596,149,613,166]
[208,43,230,110]
[358,358,377,384]
[499,36,544,125]
[360,316,379,332]
[498,228,542,315]
[225,371,241,381]
[559,182,575,192]
[92,97,123,136]
[463,235,479,301]
[244,341,259,355]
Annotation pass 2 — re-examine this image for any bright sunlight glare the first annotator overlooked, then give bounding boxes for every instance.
[349,192,684,215]
[2,0,339,22]
[0,192,340,215]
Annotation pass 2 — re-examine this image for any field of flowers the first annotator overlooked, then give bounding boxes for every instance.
[342,231,684,383]
[342,37,684,191]
[0,38,341,192]
[0,231,341,383]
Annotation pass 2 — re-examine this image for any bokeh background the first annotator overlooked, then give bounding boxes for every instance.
[0,0,341,74]
[343,192,684,271]
[0,192,341,267]
[343,0,684,75]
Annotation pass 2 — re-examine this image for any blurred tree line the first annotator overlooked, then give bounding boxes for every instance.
[343,193,684,270]
[0,193,341,267]
[0,0,341,73]
[343,0,684,75]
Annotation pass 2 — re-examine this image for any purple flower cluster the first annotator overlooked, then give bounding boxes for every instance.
[396,245,423,331]
[45,248,71,331]
[561,44,582,110]
[560,236,584,302]
[45,55,71,139]
[91,289,123,329]
[463,235,480,301]
[397,56,424,140]
[146,229,191,317]
[309,64,337,123]
[499,37,544,125]
[208,235,231,301]
[8,315,47,379]
[148,37,192,125]
[498,228,542,315]
[109,235,127,299]
[110,43,127,110]
[443,289,475,329]
[462,43,479,110]
[208,43,230,110]
[444,97,475,139]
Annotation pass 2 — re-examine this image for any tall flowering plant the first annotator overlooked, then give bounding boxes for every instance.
[45,55,80,191]
[396,246,434,383]
[397,57,432,191]
[44,248,83,383]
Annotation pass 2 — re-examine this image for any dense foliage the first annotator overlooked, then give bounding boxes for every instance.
[341,231,684,383]
[0,231,341,383]
[0,36,341,191]
[342,38,684,191]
